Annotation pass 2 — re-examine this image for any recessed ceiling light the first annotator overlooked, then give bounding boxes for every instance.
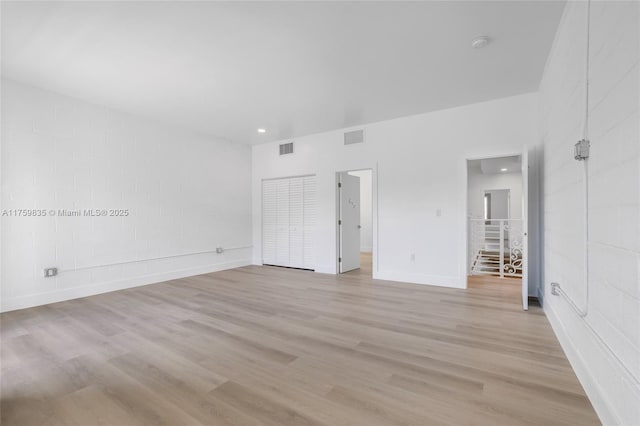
[471,36,490,49]
[257,128,267,133]
[501,168,508,172]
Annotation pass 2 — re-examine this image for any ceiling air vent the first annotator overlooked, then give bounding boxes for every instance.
[344,129,364,145]
[279,142,294,155]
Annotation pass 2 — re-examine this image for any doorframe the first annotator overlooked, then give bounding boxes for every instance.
[335,167,377,276]
[463,150,528,310]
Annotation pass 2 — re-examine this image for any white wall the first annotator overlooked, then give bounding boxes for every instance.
[1,79,253,312]
[348,170,373,252]
[487,189,509,220]
[467,169,523,220]
[539,2,640,425]
[252,93,539,289]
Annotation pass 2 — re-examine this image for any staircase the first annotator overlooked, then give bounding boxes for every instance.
[471,250,523,276]
[469,219,524,278]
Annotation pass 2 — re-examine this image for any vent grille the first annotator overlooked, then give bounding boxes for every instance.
[344,129,364,145]
[279,142,294,155]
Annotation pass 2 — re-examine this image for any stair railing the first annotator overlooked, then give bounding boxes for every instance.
[469,219,523,278]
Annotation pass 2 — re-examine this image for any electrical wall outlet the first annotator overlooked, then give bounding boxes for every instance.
[216,247,224,254]
[44,267,58,277]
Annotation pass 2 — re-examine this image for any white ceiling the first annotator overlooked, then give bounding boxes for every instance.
[1,1,564,145]
[469,156,522,175]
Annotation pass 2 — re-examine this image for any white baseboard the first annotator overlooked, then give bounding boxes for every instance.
[1,259,251,313]
[544,302,621,426]
[374,270,464,289]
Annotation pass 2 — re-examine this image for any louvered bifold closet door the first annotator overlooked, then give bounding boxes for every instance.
[275,179,290,266]
[262,180,278,265]
[302,176,316,270]
[262,175,315,270]
[288,177,304,269]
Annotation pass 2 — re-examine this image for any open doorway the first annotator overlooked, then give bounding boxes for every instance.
[467,155,528,309]
[336,169,373,276]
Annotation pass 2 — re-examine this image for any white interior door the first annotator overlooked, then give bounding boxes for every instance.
[288,177,304,268]
[521,149,529,311]
[275,179,290,266]
[339,173,361,273]
[262,180,277,265]
[302,176,316,270]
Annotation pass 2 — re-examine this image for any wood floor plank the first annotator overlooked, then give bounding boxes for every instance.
[209,381,322,426]
[0,254,601,425]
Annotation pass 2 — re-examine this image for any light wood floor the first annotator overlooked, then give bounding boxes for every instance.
[1,254,600,425]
